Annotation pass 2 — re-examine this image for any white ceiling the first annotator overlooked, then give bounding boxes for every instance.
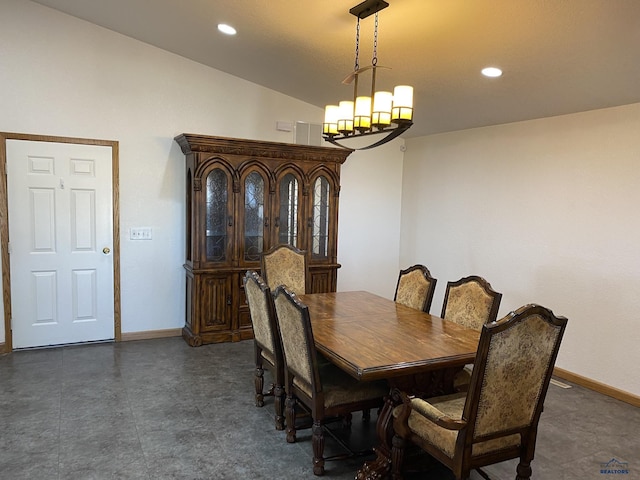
[31,0,640,138]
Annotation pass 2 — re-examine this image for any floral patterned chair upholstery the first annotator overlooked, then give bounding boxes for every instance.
[272,285,388,476]
[244,270,285,430]
[391,304,568,480]
[441,275,502,329]
[394,265,437,312]
[441,276,503,390]
[261,244,308,294]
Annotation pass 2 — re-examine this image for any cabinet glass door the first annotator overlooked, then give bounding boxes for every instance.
[244,171,265,262]
[205,168,228,262]
[312,175,330,259]
[278,173,299,247]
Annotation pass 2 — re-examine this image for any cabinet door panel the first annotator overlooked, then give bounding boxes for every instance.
[276,171,302,249]
[311,175,332,260]
[198,274,232,332]
[241,170,268,263]
[310,268,333,293]
[204,167,233,265]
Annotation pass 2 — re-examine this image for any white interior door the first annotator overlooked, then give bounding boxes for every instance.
[7,140,114,348]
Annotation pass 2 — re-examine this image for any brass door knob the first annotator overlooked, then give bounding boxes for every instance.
[103,247,111,254]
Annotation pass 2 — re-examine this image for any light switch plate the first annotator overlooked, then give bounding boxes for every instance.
[130,227,152,240]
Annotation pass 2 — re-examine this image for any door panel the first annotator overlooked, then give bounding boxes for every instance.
[31,187,56,250]
[7,140,114,348]
[33,271,56,325]
[71,189,96,250]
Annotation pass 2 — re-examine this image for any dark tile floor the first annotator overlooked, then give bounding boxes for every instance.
[0,337,638,479]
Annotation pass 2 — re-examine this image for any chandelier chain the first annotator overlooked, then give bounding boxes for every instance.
[354,17,360,72]
[372,12,378,66]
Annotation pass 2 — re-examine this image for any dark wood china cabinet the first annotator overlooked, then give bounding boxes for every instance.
[175,134,352,346]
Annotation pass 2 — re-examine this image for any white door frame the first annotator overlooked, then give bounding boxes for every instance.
[0,132,121,352]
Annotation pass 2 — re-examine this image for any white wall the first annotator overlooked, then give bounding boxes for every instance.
[337,138,405,297]
[0,0,402,342]
[402,104,640,396]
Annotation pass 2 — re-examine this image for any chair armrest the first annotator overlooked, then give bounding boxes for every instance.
[410,397,467,431]
[392,389,467,439]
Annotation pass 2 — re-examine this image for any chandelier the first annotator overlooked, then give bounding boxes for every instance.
[322,0,413,150]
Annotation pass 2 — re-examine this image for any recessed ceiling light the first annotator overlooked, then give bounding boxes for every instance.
[217,23,237,35]
[482,67,503,78]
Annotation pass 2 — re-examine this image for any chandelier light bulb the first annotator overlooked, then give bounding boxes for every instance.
[323,105,340,135]
[372,91,393,127]
[337,100,355,133]
[391,85,414,122]
[354,96,372,131]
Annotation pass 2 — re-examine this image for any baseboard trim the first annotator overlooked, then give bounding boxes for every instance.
[121,328,182,342]
[554,367,640,407]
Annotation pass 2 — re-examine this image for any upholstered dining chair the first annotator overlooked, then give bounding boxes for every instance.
[391,304,568,480]
[441,275,502,330]
[394,264,437,312]
[272,285,388,476]
[243,270,285,430]
[261,244,308,294]
[441,275,502,390]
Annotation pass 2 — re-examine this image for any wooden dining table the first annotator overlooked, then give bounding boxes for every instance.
[298,290,481,480]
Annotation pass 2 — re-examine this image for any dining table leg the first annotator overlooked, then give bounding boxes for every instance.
[355,367,462,479]
[355,391,397,479]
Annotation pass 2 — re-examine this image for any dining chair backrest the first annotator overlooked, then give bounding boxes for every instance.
[243,270,285,429]
[272,284,317,397]
[394,264,437,312]
[244,270,280,366]
[261,244,308,294]
[441,275,502,330]
[465,304,567,445]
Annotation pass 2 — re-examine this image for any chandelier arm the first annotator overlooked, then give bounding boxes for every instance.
[323,137,356,150]
[355,125,410,150]
[323,122,412,151]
